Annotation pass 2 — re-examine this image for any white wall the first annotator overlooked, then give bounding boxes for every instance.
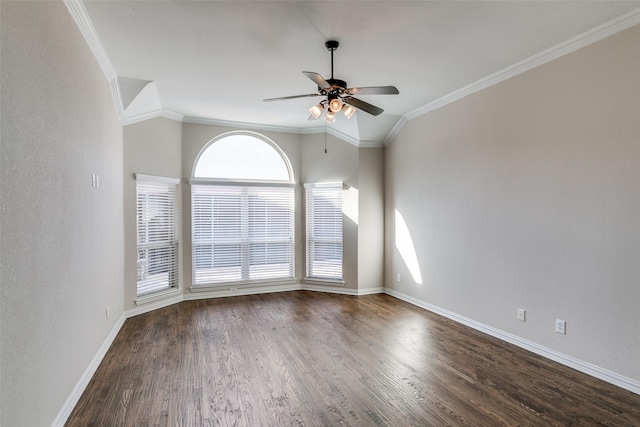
[385,24,640,383]
[0,2,124,425]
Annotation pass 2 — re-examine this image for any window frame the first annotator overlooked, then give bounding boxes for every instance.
[135,174,180,298]
[190,132,296,290]
[304,182,344,285]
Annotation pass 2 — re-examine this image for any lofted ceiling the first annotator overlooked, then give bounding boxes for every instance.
[81,1,640,145]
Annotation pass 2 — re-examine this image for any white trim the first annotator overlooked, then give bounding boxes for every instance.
[134,287,182,306]
[384,288,640,395]
[303,182,342,189]
[189,279,298,292]
[67,0,640,148]
[127,293,184,318]
[301,284,384,296]
[64,1,128,124]
[385,7,640,146]
[186,283,301,300]
[189,178,295,187]
[357,287,385,295]
[51,313,126,427]
[301,284,357,295]
[357,140,385,148]
[122,108,184,126]
[63,0,116,80]
[326,126,362,148]
[135,173,180,185]
[383,116,408,146]
[405,7,640,122]
[303,278,345,287]
[183,117,385,148]
[184,116,307,135]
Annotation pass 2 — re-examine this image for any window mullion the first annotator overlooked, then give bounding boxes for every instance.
[241,188,250,281]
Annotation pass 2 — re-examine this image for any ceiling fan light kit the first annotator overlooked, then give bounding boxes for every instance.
[264,40,399,122]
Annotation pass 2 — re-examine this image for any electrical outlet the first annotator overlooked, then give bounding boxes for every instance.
[397,273,402,282]
[517,308,526,322]
[555,319,566,334]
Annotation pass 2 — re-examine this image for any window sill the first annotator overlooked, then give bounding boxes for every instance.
[190,279,298,292]
[134,287,182,306]
[304,278,345,287]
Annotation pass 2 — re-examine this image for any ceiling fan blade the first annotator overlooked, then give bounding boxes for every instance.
[347,86,399,96]
[308,114,320,121]
[302,71,331,89]
[263,93,320,102]
[344,96,384,116]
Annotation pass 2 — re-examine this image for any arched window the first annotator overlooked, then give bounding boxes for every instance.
[190,132,295,287]
[193,133,292,182]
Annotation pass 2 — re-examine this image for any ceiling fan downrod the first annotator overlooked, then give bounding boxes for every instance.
[325,40,339,80]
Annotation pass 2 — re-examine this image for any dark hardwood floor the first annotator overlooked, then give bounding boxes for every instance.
[66,291,640,426]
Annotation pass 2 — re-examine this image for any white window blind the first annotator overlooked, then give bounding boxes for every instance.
[305,183,343,281]
[192,184,294,286]
[136,175,180,297]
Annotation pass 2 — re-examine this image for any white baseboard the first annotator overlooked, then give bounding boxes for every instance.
[384,288,640,395]
[356,286,385,295]
[301,284,384,296]
[51,313,126,427]
[127,292,184,318]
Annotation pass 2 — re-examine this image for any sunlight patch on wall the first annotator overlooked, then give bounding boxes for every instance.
[343,186,359,225]
[395,209,422,284]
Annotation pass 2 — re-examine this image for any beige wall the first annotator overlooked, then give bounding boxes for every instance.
[385,24,640,381]
[357,147,385,290]
[301,133,360,290]
[123,117,183,310]
[1,2,124,425]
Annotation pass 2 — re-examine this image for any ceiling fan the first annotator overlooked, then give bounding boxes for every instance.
[263,40,399,123]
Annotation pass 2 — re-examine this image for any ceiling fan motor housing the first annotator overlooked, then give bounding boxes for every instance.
[320,78,348,96]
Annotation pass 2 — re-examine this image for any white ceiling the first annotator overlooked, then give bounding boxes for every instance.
[82,1,640,144]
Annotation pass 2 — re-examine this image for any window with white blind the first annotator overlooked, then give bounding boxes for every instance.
[305,183,343,282]
[136,174,180,296]
[192,185,294,286]
[191,132,295,288]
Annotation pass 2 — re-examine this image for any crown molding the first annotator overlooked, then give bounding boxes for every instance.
[183,116,384,148]
[183,116,309,134]
[384,7,640,146]
[383,116,408,146]
[67,0,640,149]
[326,127,365,148]
[65,1,129,123]
[123,109,184,126]
[63,0,116,81]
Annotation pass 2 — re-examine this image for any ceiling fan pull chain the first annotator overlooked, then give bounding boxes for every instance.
[324,121,328,154]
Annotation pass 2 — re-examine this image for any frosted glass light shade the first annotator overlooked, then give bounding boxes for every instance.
[343,104,356,119]
[309,103,324,119]
[325,110,336,123]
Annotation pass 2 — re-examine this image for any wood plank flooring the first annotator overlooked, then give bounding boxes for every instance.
[66,291,640,426]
